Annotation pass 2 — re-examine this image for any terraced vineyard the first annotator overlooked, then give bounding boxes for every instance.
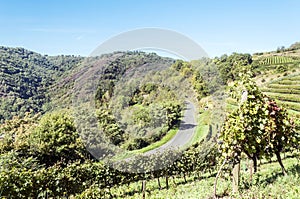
[258,56,299,65]
[261,73,300,114]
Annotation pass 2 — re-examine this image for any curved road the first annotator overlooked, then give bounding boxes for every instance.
[145,101,197,155]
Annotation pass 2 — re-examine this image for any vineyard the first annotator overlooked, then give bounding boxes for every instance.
[257,56,299,66]
[1,47,300,198]
[101,157,300,199]
[261,73,300,115]
[2,0,300,196]
[0,127,220,198]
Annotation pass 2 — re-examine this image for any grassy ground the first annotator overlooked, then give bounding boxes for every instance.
[189,110,210,145]
[105,157,300,199]
[113,127,179,160]
[130,128,178,154]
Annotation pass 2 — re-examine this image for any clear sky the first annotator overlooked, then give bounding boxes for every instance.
[0,0,299,57]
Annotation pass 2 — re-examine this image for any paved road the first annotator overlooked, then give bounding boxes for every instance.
[145,101,197,155]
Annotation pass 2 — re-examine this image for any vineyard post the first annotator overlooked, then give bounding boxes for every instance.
[157,177,161,189]
[142,180,146,199]
[232,90,248,193]
[165,176,169,189]
[232,163,240,193]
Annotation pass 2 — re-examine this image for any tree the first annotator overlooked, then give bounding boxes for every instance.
[276,46,285,53]
[171,60,184,71]
[96,107,124,145]
[191,70,209,100]
[215,53,253,83]
[30,111,86,165]
[289,42,300,50]
[0,112,38,155]
[162,101,182,129]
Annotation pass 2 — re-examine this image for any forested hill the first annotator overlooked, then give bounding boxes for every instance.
[0,47,174,123]
[0,46,83,122]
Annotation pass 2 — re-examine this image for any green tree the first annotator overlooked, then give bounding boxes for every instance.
[0,112,38,155]
[163,101,182,128]
[30,111,86,165]
[171,60,184,71]
[96,108,124,145]
[191,70,209,100]
[215,53,252,83]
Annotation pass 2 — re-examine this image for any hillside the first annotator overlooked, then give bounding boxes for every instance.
[0,44,299,198]
[250,42,300,120]
[0,46,83,122]
[0,47,174,123]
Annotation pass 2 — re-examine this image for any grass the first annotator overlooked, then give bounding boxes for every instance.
[276,100,300,113]
[267,84,300,90]
[237,157,300,199]
[226,103,237,113]
[289,75,300,81]
[189,111,210,145]
[287,109,300,117]
[273,80,300,85]
[261,87,300,95]
[113,127,179,160]
[263,92,300,103]
[103,156,300,199]
[131,128,178,154]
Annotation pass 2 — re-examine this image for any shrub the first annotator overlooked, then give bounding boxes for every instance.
[29,111,86,166]
[276,65,288,73]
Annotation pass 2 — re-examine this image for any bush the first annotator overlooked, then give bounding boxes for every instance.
[76,184,110,199]
[0,161,99,198]
[122,137,150,150]
[276,65,288,73]
[29,111,86,166]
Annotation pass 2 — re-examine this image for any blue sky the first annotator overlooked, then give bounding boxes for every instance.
[0,0,299,57]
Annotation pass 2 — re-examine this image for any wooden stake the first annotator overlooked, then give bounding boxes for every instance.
[232,163,240,193]
[142,180,146,199]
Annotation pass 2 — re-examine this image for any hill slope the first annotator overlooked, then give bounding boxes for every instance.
[0,46,84,122]
[0,44,299,199]
[0,47,175,123]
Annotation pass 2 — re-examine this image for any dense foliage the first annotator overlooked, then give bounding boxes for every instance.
[0,47,175,124]
[219,73,300,174]
[172,59,223,100]
[1,45,300,198]
[288,42,300,51]
[0,46,83,122]
[214,53,253,83]
[81,52,182,150]
[0,111,219,198]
